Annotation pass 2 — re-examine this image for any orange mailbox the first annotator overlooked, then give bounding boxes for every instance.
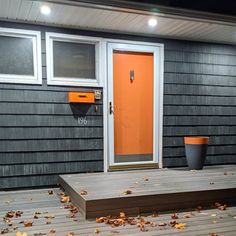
[68,91,95,104]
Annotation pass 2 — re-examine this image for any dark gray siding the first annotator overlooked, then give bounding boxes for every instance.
[163,41,236,167]
[0,22,235,189]
[0,23,103,189]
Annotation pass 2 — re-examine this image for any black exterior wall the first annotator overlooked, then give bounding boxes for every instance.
[0,21,235,189]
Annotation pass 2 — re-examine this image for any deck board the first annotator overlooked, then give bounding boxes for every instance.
[59,165,236,218]
[0,187,236,236]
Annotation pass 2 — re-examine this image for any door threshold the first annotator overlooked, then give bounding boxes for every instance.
[109,163,159,171]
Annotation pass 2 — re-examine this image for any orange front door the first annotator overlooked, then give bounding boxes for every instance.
[113,51,154,163]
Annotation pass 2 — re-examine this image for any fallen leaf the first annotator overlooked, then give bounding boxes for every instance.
[16,232,27,236]
[94,228,100,234]
[169,220,177,227]
[210,233,218,236]
[44,215,55,219]
[34,233,46,236]
[158,222,167,226]
[196,205,203,212]
[218,204,227,211]
[119,212,126,218]
[80,190,88,195]
[61,195,70,203]
[6,210,15,218]
[171,213,178,219]
[49,229,56,234]
[214,202,227,211]
[46,219,51,224]
[64,204,79,214]
[15,211,23,217]
[150,222,157,227]
[48,190,54,195]
[214,202,221,208]
[123,189,132,195]
[67,232,74,236]
[96,217,106,223]
[23,221,33,227]
[174,223,186,229]
[1,228,9,234]
[152,211,159,217]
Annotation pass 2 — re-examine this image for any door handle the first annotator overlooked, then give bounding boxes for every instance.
[109,101,114,114]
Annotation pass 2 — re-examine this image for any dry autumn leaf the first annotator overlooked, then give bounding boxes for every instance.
[6,210,15,218]
[94,228,100,234]
[61,195,70,203]
[174,223,186,229]
[214,202,227,211]
[49,229,56,234]
[119,212,126,218]
[1,228,9,234]
[218,204,227,211]
[152,212,159,217]
[150,222,157,227]
[171,213,178,219]
[158,222,167,226]
[210,233,218,236]
[196,205,203,212]
[123,189,132,195]
[23,221,33,227]
[16,232,28,236]
[67,232,74,236]
[15,211,23,217]
[48,190,54,195]
[80,190,88,195]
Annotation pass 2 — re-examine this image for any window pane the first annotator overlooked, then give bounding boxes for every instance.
[0,36,34,75]
[53,41,96,79]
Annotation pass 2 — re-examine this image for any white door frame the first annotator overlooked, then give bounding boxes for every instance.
[103,39,164,171]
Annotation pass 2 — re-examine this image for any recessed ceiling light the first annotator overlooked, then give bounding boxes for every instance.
[40,5,51,15]
[148,18,158,27]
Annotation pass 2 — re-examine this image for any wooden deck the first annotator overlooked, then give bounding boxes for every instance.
[1,188,236,236]
[59,165,236,218]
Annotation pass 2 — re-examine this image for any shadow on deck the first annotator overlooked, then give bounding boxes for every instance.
[59,165,236,219]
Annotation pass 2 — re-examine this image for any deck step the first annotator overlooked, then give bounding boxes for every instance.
[59,165,236,219]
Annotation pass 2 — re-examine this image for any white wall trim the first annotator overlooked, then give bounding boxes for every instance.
[0,27,42,85]
[46,32,104,87]
[103,38,164,171]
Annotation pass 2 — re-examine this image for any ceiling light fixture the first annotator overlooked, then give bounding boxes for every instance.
[40,5,51,15]
[148,18,158,27]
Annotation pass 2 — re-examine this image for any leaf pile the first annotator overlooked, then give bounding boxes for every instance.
[214,202,227,211]
[64,204,79,219]
[96,212,187,232]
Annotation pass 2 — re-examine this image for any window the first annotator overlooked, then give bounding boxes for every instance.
[0,27,42,84]
[46,32,103,87]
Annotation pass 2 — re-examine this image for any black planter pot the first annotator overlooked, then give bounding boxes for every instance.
[184,137,209,170]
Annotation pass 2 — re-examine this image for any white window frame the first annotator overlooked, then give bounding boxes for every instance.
[46,32,103,87]
[0,27,42,85]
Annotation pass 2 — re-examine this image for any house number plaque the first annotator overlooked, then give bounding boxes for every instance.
[78,117,87,125]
